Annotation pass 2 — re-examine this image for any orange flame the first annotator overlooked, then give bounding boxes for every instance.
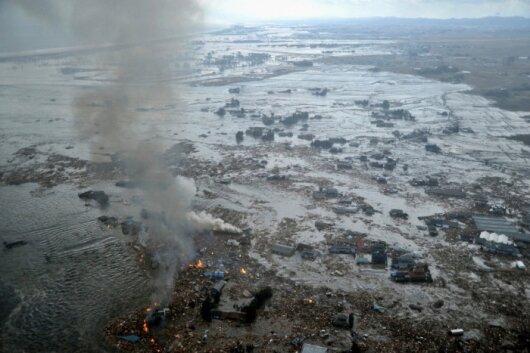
[306,297,315,305]
[189,259,206,269]
[240,267,248,275]
[143,321,149,333]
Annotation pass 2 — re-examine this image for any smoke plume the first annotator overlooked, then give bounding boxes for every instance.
[14,0,204,303]
[187,211,243,234]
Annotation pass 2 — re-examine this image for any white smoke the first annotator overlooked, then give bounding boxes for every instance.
[187,211,242,234]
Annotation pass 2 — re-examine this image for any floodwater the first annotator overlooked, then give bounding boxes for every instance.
[1,25,529,352]
[0,183,151,352]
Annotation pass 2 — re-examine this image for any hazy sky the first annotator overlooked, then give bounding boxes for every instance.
[1,0,530,53]
[205,0,530,22]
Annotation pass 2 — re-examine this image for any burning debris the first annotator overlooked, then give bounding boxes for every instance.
[189,259,207,270]
[144,307,170,328]
[5,7,530,353]
[104,224,530,352]
[304,296,317,305]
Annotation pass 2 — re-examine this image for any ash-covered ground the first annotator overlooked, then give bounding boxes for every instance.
[1,22,530,353]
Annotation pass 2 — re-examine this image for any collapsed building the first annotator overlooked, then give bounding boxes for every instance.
[313,187,339,200]
[391,263,432,283]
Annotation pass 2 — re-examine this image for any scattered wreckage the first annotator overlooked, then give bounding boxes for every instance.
[332,313,354,329]
[3,240,28,249]
[78,190,109,207]
[390,263,433,283]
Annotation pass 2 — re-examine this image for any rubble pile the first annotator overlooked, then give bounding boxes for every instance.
[103,213,530,353]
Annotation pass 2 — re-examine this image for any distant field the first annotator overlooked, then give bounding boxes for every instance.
[321,34,530,112]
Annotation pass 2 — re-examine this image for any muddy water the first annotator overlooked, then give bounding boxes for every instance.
[0,183,150,352]
[1,28,529,353]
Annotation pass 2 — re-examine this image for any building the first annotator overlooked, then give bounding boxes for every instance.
[391,263,432,282]
[272,244,296,257]
[476,231,519,256]
[426,188,467,198]
[302,343,328,353]
[425,143,441,153]
[473,215,530,243]
[313,187,339,200]
[356,255,370,265]
[372,249,387,265]
[389,209,408,219]
[333,206,358,215]
[391,253,416,269]
[301,249,321,260]
[329,244,355,255]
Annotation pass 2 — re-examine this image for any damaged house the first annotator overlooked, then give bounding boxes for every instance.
[391,263,432,283]
[313,187,339,200]
[371,243,388,265]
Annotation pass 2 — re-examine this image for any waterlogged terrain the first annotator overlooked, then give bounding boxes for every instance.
[1,24,529,352]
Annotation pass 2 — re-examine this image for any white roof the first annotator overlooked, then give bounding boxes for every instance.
[512,261,526,269]
[302,343,328,353]
[479,231,514,245]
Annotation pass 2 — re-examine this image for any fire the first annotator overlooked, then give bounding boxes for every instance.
[189,259,206,269]
[306,297,315,305]
[240,267,248,275]
[142,321,149,333]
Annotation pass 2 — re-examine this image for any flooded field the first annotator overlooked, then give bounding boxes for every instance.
[1,23,529,352]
